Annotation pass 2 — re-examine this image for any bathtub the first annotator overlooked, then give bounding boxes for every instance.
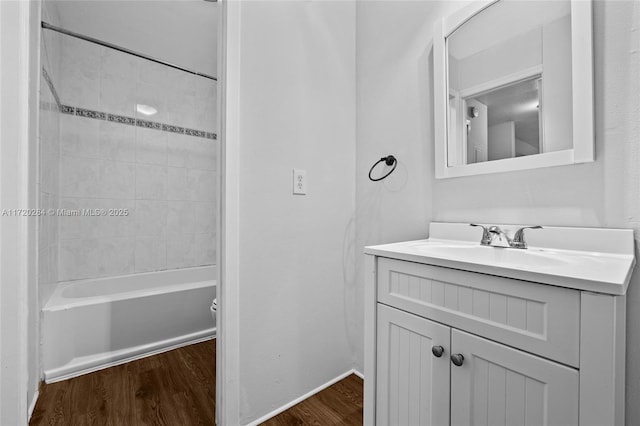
[42,266,216,383]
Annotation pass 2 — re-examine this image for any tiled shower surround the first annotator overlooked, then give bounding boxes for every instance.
[39,24,62,303]
[43,30,217,282]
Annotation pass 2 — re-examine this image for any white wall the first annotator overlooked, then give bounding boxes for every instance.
[355,0,462,372]
[227,1,356,423]
[488,121,514,161]
[0,0,38,423]
[454,27,542,92]
[355,1,640,424]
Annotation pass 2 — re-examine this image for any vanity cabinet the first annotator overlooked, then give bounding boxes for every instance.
[364,234,631,426]
[376,303,579,426]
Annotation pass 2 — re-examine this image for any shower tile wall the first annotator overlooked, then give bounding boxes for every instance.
[39,21,62,304]
[50,33,217,281]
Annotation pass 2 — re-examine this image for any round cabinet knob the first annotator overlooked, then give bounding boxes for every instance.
[431,346,444,358]
[451,354,465,367]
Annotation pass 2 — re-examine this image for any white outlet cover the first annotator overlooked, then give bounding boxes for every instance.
[293,169,307,195]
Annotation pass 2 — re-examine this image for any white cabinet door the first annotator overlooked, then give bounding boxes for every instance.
[450,329,579,426]
[376,304,450,426]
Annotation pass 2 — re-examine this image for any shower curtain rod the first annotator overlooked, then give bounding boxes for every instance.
[41,21,218,82]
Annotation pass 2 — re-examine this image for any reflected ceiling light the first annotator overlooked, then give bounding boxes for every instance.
[136,104,157,116]
[518,100,540,113]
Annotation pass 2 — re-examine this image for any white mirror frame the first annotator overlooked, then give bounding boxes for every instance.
[434,0,594,179]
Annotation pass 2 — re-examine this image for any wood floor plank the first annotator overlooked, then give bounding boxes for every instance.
[261,374,363,426]
[31,341,363,426]
[31,341,217,426]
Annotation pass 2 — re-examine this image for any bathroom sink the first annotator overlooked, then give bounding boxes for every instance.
[365,223,636,295]
[407,242,570,269]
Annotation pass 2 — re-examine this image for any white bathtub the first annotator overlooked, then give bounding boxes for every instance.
[42,266,216,383]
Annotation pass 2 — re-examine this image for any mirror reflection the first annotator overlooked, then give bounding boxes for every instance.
[446,0,572,166]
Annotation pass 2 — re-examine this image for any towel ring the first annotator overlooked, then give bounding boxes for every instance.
[368,155,397,182]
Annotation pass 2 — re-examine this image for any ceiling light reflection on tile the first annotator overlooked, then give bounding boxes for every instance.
[136,104,158,116]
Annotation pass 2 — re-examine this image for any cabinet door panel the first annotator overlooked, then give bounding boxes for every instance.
[376,304,450,426]
[451,329,579,426]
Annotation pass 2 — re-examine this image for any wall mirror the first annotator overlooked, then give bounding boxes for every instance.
[434,0,594,179]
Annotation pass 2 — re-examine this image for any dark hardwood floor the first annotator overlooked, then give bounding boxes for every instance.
[30,340,363,425]
[30,340,216,426]
[261,374,363,426]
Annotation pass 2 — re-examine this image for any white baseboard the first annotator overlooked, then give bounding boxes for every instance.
[27,390,39,420]
[353,369,364,379]
[246,369,361,426]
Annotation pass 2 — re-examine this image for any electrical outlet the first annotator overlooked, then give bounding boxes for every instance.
[293,169,307,195]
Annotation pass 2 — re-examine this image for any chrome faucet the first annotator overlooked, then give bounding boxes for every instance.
[488,226,512,248]
[470,224,542,249]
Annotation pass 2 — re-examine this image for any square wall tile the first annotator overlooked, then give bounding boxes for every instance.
[38,247,50,285]
[194,202,216,235]
[99,237,135,277]
[167,133,190,168]
[188,169,216,202]
[58,197,135,240]
[167,167,189,201]
[166,233,195,269]
[59,155,100,198]
[137,59,167,89]
[136,164,167,200]
[194,233,216,266]
[167,201,196,237]
[49,194,59,245]
[59,237,134,280]
[59,238,102,280]
[136,127,167,166]
[100,47,137,117]
[135,82,167,123]
[40,151,60,196]
[100,160,135,199]
[135,200,167,237]
[100,120,135,162]
[135,236,166,273]
[39,192,50,251]
[60,114,100,159]
[60,156,134,200]
[59,36,101,110]
[187,136,216,171]
[49,244,59,284]
[100,76,136,117]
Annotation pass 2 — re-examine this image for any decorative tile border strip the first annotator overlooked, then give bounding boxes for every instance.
[162,124,184,133]
[76,107,106,120]
[60,104,217,140]
[107,113,136,126]
[185,128,207,138]
[136,119,162,130]
[41,67,216,140]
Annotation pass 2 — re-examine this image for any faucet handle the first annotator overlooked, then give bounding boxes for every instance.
[469,224,492,245]
[512,226,542,249]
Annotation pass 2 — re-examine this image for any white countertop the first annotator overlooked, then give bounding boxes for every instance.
[364,223,636,295]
